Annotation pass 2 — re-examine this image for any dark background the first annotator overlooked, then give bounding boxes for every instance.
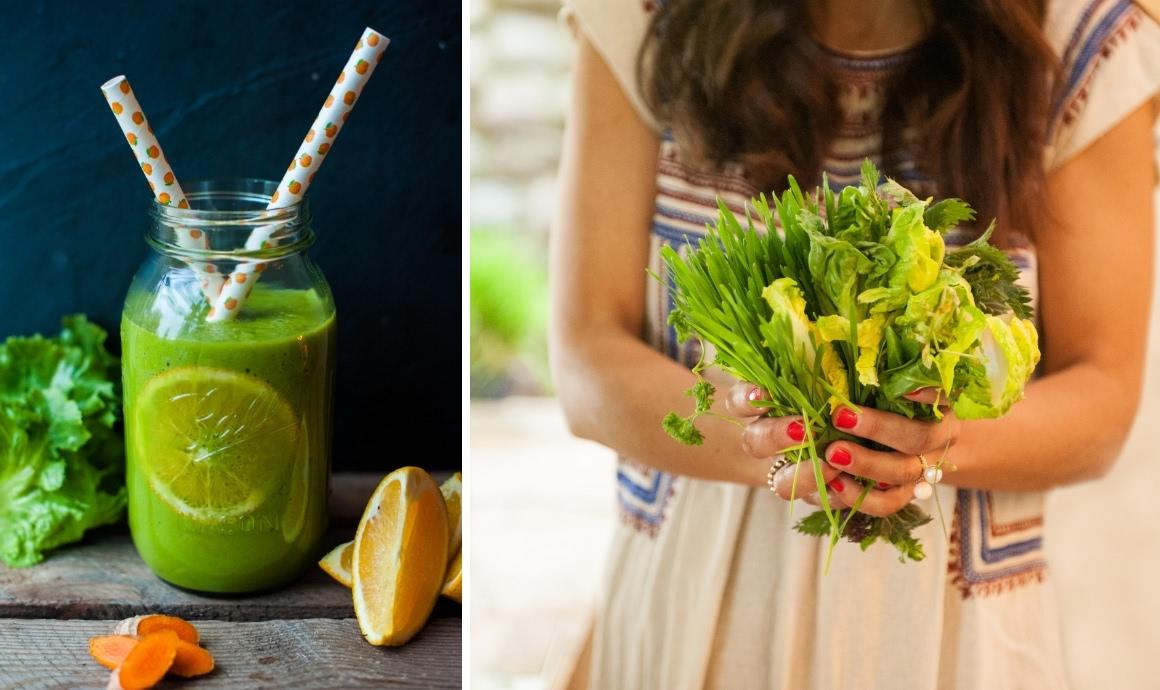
[0,1,461,471]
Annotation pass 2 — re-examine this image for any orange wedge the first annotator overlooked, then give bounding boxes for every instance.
[441,549,462,603]
[321,472,459,593]
[352,467,449,646]
[318,541,354,588]
[440,472,462,556]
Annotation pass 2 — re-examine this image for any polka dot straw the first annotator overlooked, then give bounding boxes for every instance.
[207,27,390,323]
[101,76,225,301]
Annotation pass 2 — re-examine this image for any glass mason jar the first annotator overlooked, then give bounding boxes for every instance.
[121,179,336,594]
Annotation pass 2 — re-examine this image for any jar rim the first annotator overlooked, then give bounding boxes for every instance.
[150,178,312,227]
[147,178,314,261]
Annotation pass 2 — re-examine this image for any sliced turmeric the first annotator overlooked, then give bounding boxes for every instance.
[91,613,216,685]
[106,630,178,690]
[113,614,200,645]
[170,639,215,678]
[89,635,138,670]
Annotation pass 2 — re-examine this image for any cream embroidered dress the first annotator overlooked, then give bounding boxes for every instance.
[560,1,1160,688]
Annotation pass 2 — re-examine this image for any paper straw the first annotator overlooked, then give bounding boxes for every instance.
[207,27,390,322]
[101,76,225,301]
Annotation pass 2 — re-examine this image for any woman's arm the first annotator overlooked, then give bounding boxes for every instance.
[551,33,812,489]
[946,99,1156,489]
[739,101,1156,504]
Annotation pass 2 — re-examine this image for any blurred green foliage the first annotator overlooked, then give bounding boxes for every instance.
[471,229,551,398]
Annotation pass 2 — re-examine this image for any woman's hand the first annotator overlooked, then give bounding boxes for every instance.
[822,390,960,516]
[724,383,845,508]
[727,383,960,516]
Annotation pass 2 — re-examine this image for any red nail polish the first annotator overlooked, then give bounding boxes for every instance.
[747,388,763,402]
[835,407,858,429]
[829,448,851,466]
[828,478,845,492]
[876,482,892,490]
[787,420,805,442]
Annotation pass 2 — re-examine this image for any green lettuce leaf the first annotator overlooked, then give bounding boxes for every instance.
[953,314,1041,419]
[883,203,945,294]
[814,314,886,387]
[805,230,873,320]
[0,316,125,567]
[762,278,849,411]
[761,278,816,361]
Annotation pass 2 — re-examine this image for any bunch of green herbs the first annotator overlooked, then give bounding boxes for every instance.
[658,160,1039,564]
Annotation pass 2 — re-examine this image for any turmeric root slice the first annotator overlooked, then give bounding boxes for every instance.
[89,635,138,670]
[113,614,200,645]
[171,639,215,678]
[107,630,178,690]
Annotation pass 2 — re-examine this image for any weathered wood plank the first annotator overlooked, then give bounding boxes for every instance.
[0,532,352,621]
[0,472,456,621]
[0,618,460,689]
[0,531,462,624]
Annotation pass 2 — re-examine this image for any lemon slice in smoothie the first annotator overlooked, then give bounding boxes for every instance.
[281,428,311,544]
[134,367,299,522]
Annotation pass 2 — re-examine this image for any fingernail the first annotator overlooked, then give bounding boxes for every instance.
[828,448,851,466]
[787,420,805,442]
[876,482,892,490]
[747,388,763,402]
[834,407,858,429]
[828,478,845,492]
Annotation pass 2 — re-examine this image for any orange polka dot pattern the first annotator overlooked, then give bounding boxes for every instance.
[265,27,389,212]
[101,76,191,211]
[208,27,389,323]
[101,75,224,301]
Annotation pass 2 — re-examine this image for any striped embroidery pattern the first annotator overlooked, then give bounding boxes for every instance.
[948,490,1048,598]
[1050,0,1144,138]
[617,459,679,537]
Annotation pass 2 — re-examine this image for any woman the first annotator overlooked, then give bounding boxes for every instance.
[550,0,1160,688]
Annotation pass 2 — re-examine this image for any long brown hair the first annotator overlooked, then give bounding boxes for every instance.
[638,0,1059,240]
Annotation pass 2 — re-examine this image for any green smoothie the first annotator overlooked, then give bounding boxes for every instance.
[122,285,336,593]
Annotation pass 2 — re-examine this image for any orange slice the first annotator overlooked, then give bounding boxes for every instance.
[440,472,462,556]
[441,549,462,603]
[318,541,354,588]
[352,467,449,646]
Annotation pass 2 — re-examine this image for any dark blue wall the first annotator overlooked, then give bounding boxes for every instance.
[0,1,461,471]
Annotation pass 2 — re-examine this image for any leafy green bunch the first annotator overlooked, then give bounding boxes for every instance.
[658,160,1040,564]
[0,316,126,567]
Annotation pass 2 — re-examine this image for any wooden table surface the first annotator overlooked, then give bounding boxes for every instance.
[0,473,462,689]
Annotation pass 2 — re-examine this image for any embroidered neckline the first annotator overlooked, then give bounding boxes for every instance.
[810,36,921,71]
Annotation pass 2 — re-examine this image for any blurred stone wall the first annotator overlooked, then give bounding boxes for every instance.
[471,0,571,236]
